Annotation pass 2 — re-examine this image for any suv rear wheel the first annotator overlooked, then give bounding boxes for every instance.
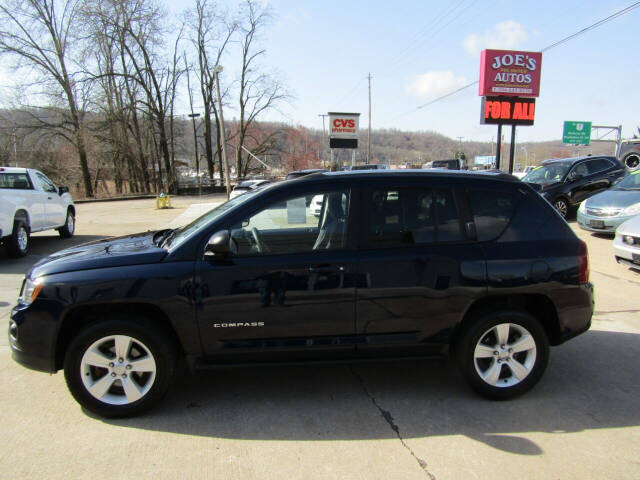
[455,309,549,399]
[64,316,177,417]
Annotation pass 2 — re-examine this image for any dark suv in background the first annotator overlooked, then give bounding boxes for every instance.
[10,170,593,417]
[523,156,626,218]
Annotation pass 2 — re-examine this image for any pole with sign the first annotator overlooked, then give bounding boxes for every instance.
[328,112,360,170]
[478,49,542,173]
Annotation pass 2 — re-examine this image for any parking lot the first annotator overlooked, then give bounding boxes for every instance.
[1,196,639,480]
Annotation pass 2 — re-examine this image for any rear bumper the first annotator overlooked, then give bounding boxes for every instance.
[553,282,594,345]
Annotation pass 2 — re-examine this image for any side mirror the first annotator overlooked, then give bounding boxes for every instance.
[58,186,69,195]
[205,230,231,257]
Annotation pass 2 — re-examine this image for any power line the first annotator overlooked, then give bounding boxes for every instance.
[393,2,640,119]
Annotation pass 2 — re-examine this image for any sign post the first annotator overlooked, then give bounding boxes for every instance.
[328,112,360,170]
[563,121,592,145]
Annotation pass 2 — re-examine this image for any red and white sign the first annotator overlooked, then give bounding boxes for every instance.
[478,49,542,97]
[328,112,359,139]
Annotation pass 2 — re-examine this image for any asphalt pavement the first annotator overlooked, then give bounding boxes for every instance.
[0,197,638,479]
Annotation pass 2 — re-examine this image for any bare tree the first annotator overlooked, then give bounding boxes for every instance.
[0,0,94,196]
[186,0,235,185]
[234,0,287,178]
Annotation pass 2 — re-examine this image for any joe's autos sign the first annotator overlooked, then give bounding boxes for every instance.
[328,112,359,149]
[478,49,542,97]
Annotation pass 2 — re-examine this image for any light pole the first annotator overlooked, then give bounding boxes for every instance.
[188,112,201,196]
[213,65,231,199]
[521,145,528,167]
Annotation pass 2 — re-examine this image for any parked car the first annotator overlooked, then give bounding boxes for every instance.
[423,159,467,170]
[10,169,593,417]
[350,164,390,170]
[613,214,640,270]
[513,165,534,179]
[285,168,327,180]
[1,167,75,257]
[577,171,640,233]
[310,194,324,216]
[229,179,271,199]
[522,156,626,218]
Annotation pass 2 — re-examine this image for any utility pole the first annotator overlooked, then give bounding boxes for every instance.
[456,136,464,157]
[367,73,372,164]
[188,113,201,196]
[213,65,231,199]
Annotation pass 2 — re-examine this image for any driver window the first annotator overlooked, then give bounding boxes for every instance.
[568,163,588,181]
[230,189,350,256]
[36,172,57,193]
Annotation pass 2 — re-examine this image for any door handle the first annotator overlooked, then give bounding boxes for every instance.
[308,265,344,273]
[47,196,52,200]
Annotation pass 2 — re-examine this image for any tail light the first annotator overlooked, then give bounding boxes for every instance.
[578,241,589,284]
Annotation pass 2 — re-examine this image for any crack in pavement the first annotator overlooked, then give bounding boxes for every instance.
[595,309,640,315]
[350,367,436,480]
[592,270,640,286]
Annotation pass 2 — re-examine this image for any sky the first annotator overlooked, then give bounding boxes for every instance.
[1,0,637,144]
[176,0,637,143]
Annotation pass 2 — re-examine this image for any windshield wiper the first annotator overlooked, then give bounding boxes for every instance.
[153,229,174,248]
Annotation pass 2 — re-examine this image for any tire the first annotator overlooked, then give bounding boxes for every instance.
[63,315,177,418]
[455,309,549,400]
[6,219,30,257]
[58,209,75,238]
[552,197,569,219]
[623,153,640,172]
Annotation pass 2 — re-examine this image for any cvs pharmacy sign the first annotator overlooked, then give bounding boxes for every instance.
[328,112,359,138]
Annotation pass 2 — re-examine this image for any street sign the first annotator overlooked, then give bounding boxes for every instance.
[563,121,592,145]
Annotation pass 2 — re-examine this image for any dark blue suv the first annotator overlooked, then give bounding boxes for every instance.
[10,170,593,417]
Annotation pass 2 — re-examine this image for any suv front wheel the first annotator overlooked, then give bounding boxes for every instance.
[455,309,549,399]
[64,316,177,417]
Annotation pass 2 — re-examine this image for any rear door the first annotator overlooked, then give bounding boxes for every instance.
[355,177,486,358]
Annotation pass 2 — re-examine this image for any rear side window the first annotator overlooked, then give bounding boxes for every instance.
[368,187,463,247]
[587,158,613,174]
[0,173,32,190]
[468,189,516,241]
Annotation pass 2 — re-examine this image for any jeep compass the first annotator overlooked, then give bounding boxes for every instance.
[9,170,594,417]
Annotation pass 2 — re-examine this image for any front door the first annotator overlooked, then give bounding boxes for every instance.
[196,186,359,363]
[34,171,65,228]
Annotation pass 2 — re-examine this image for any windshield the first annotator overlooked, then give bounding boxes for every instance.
[523,163,571,184]
[614,172,640,190]
[166,190,260,249]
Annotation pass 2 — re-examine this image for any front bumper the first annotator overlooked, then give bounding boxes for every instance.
[576,210,631,234]
[613,235,640,270]
[8,304,58,373]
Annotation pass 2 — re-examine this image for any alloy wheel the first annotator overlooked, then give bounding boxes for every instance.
[554,200,568,217]
[80,335,156,405]
[67,213,75,234]
[473,323,537,388]
[17,226,28,252]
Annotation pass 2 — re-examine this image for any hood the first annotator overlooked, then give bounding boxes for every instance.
[29,231,168,278]
[617,214,640,235]
[585,189,640,209]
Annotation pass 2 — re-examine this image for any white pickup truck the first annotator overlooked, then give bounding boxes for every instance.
[0,167,75,257]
